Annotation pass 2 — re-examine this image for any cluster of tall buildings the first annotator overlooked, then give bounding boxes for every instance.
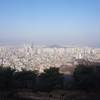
[0,44,100,72]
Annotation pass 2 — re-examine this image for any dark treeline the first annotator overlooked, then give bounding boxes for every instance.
[0,63,100,92]
[0,67,63,92]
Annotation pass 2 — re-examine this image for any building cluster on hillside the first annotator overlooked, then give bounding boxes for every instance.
[0,44,100,72]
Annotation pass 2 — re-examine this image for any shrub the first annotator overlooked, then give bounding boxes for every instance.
[73,64,96,90]
[0,66,15,90]
[13,70,38,90]
[37,67,63,92]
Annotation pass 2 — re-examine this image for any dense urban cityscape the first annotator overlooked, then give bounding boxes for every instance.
[0,44,100,72]
[0,0,100,99]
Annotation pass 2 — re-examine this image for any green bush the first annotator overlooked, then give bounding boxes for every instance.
[37,67,63,92]
[73,64,96,90]
[0,66,15,90]
[13,70,38,89]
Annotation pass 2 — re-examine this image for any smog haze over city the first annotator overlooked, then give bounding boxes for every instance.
[0,0,100,47]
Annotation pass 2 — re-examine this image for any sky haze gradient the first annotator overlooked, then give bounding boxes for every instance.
[0,0,100,46]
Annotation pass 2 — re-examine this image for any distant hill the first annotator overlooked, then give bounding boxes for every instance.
[48,44,64,48]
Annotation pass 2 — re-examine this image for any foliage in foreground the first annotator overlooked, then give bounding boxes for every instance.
[37,67,63,91]
[73,64,100,90]
[0,63,100,92]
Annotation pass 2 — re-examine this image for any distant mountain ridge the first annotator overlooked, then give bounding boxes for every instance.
[48,44,64,48]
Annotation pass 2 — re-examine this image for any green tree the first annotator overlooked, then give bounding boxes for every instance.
[0,66,15,90]
[37,67,63,92]
[73,64,96,90]
[13,70,38,90]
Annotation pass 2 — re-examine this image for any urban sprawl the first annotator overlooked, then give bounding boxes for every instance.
[0,44,100,73]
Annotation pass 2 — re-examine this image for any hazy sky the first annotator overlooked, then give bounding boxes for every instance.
[0,0,100,46]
